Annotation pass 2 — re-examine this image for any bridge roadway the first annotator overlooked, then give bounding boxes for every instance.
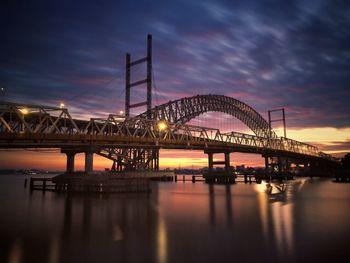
[0,97,337,177]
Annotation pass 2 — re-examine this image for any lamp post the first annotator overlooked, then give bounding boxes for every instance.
[19,108,29,132]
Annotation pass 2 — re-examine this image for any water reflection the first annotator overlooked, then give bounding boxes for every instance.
[1,175,350,263]
[254,180,309,261]
[208,184,215,226]
[157,217,167,263]
[18,190,164,263]
[7,238,21,263]
[225,185,232,227]
[208,184,233,227]
[49,235,60,263]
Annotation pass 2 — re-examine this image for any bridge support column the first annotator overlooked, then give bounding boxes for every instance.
[153,149,159,170]
[264,156,270,181]
[85,151,93,174]
[264,156,269,173]
[225,152,230,173]
[66,152,76,173]
[204,151,234,184]
[208,152,213,172]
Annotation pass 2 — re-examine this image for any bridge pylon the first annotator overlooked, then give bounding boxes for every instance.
[125,34,152,118]
[110,34,159,172]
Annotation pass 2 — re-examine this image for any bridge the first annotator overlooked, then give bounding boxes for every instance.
[0,35,338,182]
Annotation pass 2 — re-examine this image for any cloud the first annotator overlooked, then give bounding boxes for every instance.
[1,0,349,140]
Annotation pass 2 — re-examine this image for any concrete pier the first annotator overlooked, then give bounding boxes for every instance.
[85,151,93,173]
[66,152,75,173]
[204,150,235,184]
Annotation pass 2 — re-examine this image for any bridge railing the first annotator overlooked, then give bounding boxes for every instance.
[0,102,80,134]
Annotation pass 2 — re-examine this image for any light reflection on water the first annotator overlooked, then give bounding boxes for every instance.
[1,175,350,263]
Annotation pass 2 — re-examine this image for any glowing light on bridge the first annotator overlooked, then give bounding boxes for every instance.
[59,102,65,109]
[158,121,168,131]
[19,108,29,115]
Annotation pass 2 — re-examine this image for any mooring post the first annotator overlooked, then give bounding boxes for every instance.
[29,178,33,190]
[244,174,248,183]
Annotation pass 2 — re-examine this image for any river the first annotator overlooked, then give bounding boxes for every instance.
[0,174,349,263]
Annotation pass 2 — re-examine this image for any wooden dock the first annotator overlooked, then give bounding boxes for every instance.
[174,175,205,183]
[28,177,56,191]
[173,173,295,184]
[26,170,175,193]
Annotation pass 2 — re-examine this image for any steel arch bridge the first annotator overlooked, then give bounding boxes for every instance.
[138,94,278,139]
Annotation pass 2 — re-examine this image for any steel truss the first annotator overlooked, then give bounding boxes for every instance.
[138,94,278,138]
[0,100,335,167]
[97,147,159,171]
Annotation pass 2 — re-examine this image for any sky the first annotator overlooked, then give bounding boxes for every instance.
[1,0,350,170]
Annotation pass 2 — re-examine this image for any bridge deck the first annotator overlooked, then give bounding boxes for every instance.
[0,101,336,163]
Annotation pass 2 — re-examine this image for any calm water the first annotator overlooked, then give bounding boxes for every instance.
[0,174,350,263]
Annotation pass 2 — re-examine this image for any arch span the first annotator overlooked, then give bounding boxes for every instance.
[138,94,277,138]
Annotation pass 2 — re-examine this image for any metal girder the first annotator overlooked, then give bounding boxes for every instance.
[96,147,159,171]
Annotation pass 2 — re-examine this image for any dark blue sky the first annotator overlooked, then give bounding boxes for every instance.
[1,0,350,130]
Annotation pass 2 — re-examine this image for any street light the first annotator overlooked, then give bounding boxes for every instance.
[157,121,168,131]
[1,87,5,102]
[59,102,65,109]
[19,108,29,115]
[19,108,29,132]
[119,110,124,115]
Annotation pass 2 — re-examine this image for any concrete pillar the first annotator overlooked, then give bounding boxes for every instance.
[224,152,230,173]
[208,152,213,172]
[85,152,93,174]
[264,156,269,175]
[277,156,282,173]
[66,152,75,173]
